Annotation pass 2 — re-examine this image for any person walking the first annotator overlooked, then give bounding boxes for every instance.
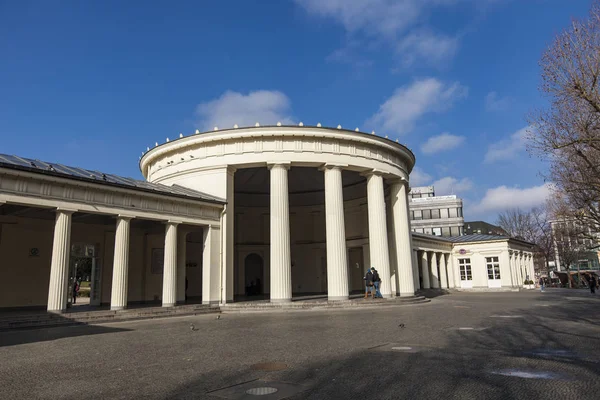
[539,277,545,293]
[372,267,383,298]
[589,275,597,295]
[364,268,374,299]
[72,278,79,304]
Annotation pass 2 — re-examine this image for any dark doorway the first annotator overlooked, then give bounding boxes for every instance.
[244,253,264,296]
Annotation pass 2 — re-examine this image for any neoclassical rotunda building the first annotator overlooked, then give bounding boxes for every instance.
[0,124,536,312]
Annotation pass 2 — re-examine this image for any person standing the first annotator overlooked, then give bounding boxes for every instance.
[539,277,545,292]
[589,275,597,294]
[372,267,383,298]
[364,268,374,299]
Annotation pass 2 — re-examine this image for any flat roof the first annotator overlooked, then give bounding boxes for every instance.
[0,154,225,205]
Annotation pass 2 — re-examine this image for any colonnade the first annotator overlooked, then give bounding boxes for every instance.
[263,164,415,302]
[414,250,455,290]
[509,250,535,286]
[46,209,210,312]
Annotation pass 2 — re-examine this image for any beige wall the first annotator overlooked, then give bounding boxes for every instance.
[0,218,54,307]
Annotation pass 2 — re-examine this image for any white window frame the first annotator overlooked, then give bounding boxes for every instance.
[458,258,473,288]
[486,256,501,288]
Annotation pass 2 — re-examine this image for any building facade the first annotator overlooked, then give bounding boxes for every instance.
[409,186,464,237]
[0,125,536,312]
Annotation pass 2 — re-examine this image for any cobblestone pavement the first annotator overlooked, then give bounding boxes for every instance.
[1,289,599,399]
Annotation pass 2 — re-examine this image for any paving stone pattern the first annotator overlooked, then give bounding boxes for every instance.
[0,288,599,399]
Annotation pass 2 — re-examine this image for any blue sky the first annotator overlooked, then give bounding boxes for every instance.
[0,0,592,222]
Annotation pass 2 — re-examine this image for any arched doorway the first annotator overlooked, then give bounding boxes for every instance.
[244,253,264,296]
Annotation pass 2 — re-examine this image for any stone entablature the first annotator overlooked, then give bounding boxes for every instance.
[140,126,415,183]
[0,168,222,225]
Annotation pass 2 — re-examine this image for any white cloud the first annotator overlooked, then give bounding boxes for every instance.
[410,167,433,186]
[396,30,459,67]
[432,176,474,196]
[294,0,461,67]
[196,90,293,131]
[484,126,529,163]
[471,184,553,214]
[484,91,510,112]
[421,132,465,154]
[366,78,468,136]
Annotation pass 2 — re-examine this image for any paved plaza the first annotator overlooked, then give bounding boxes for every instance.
[1,290,599,399]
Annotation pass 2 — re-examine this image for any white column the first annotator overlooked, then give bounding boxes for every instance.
[446,254,456,288]
[162,222,179,307]
[412,249,420,290]
[224,167,235,302]
[430,252,440,288]
[176,229,187,304]
[390,181,415,297]
[110,216,132,310]
[269,163,292,303]
[324,165,349,301]
[420,251,431,289]
[202,225,221,304]
[366,172,392,298]
[439,252,448,289]
[47,210,73,312]
[529,254,535,281]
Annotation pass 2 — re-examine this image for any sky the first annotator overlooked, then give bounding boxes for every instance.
[0,0,593,222]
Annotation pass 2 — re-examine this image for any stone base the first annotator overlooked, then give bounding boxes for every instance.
[162,303,175,308]
[327,296,349,301]
[110,305,126,311]
[270,298,292,303]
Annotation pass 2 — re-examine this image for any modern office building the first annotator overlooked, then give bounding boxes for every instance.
[408,186,464,237]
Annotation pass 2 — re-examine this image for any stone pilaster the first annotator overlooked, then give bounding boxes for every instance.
[420,251,431,289]
[439,252,448,289]
[162,221,179,307]
[412,249,420,290]
[202,225,221,304]
[446,254,455,288]
[390,181,415,297]
[324,165,349,301]
[176,228,187,304]
[224,167,235,302]
[110,216,132,310]
[47,210,73,312]
[268,163,292,303]
[430,252,440,288]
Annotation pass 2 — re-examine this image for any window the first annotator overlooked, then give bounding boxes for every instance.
[413,210,422,220]
[442,227,450,236]
[422,209,431,219]
[486,257,501,279]
[458,208,463,218]
[410,211,414,220]
[449,208,458,218]
[441,208,449,218]
[432,227,442,236]
[459,259,472,281]
[431,209,440,219]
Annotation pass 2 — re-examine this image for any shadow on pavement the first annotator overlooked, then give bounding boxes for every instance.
[166,292,600,400]
[0,323,131,348]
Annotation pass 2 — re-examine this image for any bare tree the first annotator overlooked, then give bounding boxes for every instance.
[497,206,555,275]
[530,205,555,275]
[496,208,537,242]
[527,1,600,238]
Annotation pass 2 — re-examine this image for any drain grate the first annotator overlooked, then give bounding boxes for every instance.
[246,387,278,395]
[251,362,288,371]
[209,380,307,399]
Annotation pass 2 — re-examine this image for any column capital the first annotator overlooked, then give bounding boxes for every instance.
[359,168,386,178]
[165,220,182,226]
[226,166,237,175]
[388,176,409,187]
[116,214,135,221]
[267,161,291,170]
[319,163,347,171]
[55,207,77,214]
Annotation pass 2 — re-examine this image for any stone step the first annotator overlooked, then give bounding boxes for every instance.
[0,304,219,331]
